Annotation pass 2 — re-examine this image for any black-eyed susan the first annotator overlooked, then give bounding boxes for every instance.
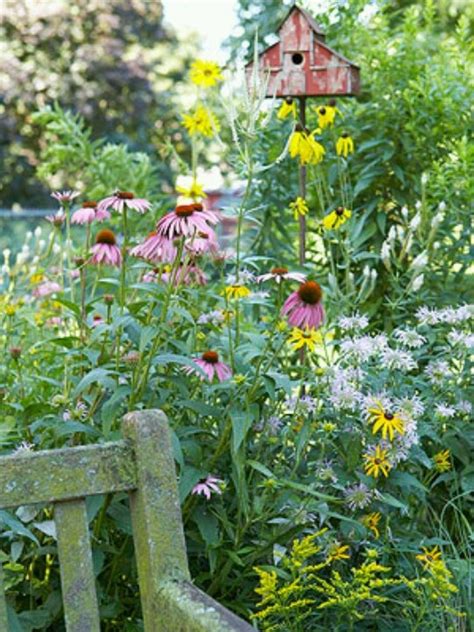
[327,543,350,562]
[336,132,354,157]
[363,445,391,478]
[183,105,220,137]
[277,97,297,120]
[433,449,451,472]
[416,546,442,569]
[361,512,382,538]
[288,327,322,352]
[315,105,335,129]
[224,285,251,300]
[289,124,325,165]
[189,60,223,88]
[322,206,352,230]
[367,401,404,441]
[289,196,309,220]
[176,179,207,200]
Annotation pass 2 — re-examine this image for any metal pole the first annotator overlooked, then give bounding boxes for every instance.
[298,96,306,265]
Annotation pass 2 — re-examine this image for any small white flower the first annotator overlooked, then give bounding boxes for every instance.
[401,206,409,219]
[421,173,429,185]
[338,313,369,331]
[415,201,422,210]
[435,403,456,419]
[425,360,451,385]
[394,328,426,348]
[438,201,446,212]
[380,348,417,371]
[447,331,474,349]
[457,400,472,415]
[34,226,42,238]
[410,274,424,292]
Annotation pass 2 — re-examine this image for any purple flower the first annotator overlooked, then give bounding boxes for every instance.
[257,267,306,284]
[184,351,232,382]
[45,211,65,227]
[281,281,324,329]
[130,231,178,263]
[72,201,110,225]
[98,191,151,215]
[156,203,218,239]
[89,229,122,267]
[32,281,62,298]
[51,190,80,204]
[191,475,223,500]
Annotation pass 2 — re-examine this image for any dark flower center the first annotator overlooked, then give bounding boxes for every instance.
[298,281,322,305]
[374,458,382,465]
[335,207,345,216]
[328,98,336,107]
[319,107,326,115]
[117,191,134,199]
[271,267,288,275]
[96,229,116,245]
[384,412,394,420]
[83,201,97,208]
[192,202,204,212]
[204,69,212,76]
[295,123,304,133]
[202,351,219,364]
[341,132,349,139]
[175,205,195,217]
[285,97,293,104]
[198,232,209,239]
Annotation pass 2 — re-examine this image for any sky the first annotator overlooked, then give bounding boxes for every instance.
[162,0,239,62]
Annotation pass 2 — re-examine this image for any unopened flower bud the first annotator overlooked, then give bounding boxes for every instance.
[401,206,409,220]
[409,213,421,230]
[438,201,446,212]
[433,212,444,227]
[9,347,22,360]
[415,201,422,211]
[411,274,424,292]
[103,294,114,305]
[34,226,42,238]
[381,241,391,270]
[421,173,429,185]
[411,250,428,271]
[74,257,85,267]
[387,226,397,243]
[123,351,141,365]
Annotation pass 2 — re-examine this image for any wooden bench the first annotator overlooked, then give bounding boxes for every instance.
[0,409,253,631]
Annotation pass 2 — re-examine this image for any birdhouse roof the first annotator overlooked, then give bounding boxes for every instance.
[277,4,325,37]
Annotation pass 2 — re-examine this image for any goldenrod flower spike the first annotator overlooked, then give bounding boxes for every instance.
[336,132,354,157]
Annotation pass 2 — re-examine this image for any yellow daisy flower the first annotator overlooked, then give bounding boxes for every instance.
[176,179,207,200]
[5,304,17,316]
[315,105,336,129]
[288,327,322,352]
[363,445,391,478]
[289,196,309,220]
[189,60,223,88]
[322,207,352,230]
[277,97,297,120]
[289,125,325,165]
[336,132,354,157]
[327,543,350,562]
[30,273,44,285]
[361,512,382,538]
[416,546,442,569]
[433,449,451,472]
[183,105,220,137]
[367,401,404,441]
[224,285,250,300]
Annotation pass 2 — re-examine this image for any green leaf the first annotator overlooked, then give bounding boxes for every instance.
[231,409,254,453]
[0,510,39,544]
[195,508,219,546]
[247,460,274,478]
[73,368,116,397]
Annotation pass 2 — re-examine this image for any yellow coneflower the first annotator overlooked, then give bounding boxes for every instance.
[416,546,442,569]
[363,445,391,478]
[288,327,322,352]
[289,196,309,220]
[183,105,220,137]
[277,97,298,120]
[315,105,336,129]
[176,179,207,200]
[224,285,251,300]
[336,132,354,157]
[327,543,350,562]
[361,512,382,538]
[322,207,352,230]
[367,401,404,441]
[433,449,451,472]
[189,60,223,88]
[289,125,325,165]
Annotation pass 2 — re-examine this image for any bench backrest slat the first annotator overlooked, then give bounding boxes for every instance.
[55,498,101,632]
[0,443,136,508]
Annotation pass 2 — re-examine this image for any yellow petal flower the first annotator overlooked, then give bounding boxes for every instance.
[336,133,354,157]
[289,196,309,220]
[288,327,322,352]
[224,285,250,300]
[322,207,352,230]
[189,60,223,88]
[183,105,220,137]
[277,98,297,120]
[176,179,207,200]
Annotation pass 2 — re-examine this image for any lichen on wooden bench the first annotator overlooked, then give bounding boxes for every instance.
[0,409,253,632]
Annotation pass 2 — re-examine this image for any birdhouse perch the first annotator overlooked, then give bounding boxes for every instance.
[245,5,360,98]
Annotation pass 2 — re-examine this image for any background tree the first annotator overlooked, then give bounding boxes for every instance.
[0,0,193,207]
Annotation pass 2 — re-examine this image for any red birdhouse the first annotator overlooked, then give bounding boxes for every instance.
[246,5,360,98]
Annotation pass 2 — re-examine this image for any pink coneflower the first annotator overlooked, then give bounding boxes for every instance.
[257,266,307,284]
[91,314,105,327]
[51,190,80,204]
[186,230,219,255]
[184,351,232,382]
[281,280,325,329]
[191,475,223,500]
[71,201,110,225]
[130,231,178,263]
[89,229,122,267]
[97,191,151,215]
[156,203,218,239]
[45,316,63,328]
[45,211,65,226]
[32,281,62,298]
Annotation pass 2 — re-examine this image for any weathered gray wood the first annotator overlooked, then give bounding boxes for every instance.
[55,498,101,632]
[0,564,9,631]
[158,580,255,631]
[0,443,136,509]
[123,409,190,630]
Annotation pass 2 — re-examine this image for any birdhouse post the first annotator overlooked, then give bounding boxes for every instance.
[246,4,360,264]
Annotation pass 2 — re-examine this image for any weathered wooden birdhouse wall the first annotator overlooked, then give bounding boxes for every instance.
[246,6,360,98]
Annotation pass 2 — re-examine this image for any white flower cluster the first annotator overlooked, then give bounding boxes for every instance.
[340,334,388,362]
[338,313,369,331]
[416,304,474,325]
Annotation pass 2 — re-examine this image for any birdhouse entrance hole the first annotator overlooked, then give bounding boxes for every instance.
[291,53,304,65]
